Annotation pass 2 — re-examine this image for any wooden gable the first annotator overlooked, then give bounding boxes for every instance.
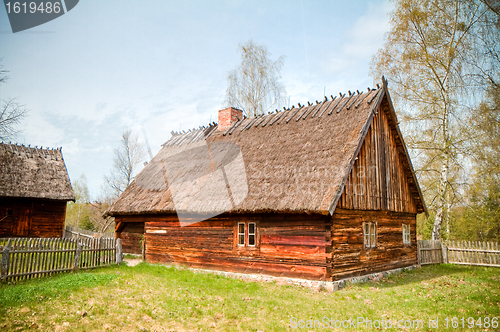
[336,91,425,214]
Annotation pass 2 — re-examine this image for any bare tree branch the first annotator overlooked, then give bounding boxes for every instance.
[0,98,28,141]
[224,40,287,118]
[104,129,146,199]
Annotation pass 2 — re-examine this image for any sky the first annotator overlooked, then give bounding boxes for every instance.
[0,0,393,199]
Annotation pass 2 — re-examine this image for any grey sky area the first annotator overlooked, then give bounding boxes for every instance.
[0,0,392,199]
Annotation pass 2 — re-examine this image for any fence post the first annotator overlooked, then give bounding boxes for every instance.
[1,239,12,282]
[441,241,448,264]
[142,236,146,261]
[73,240,82,272]
[116,238,122,264]
[417,240,421,266]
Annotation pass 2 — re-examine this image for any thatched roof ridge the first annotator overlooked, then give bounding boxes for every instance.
[0,142,75,201]
[164,123,218,147]
[107,82,425,217]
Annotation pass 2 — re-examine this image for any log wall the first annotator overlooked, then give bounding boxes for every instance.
[115,213,331,280]
[338,104,418,214]
[0,198,66,238]
[330,208,417,280]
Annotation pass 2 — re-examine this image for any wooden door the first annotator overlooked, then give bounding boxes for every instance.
[14,207,30,236]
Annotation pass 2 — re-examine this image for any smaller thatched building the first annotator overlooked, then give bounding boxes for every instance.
[107,79,427,281]
[0,143,75,237]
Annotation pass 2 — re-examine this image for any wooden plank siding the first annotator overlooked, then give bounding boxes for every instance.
[332,103,419,280]
[330,209,417,280]
[0,198,66,238]
[115,213,331,280]
[338,105,418,214]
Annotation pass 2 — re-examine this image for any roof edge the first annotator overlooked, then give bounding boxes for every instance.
[380,77,428,216]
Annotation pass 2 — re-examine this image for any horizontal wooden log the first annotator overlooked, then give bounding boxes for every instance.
[146,253,327,280]
[261,235,328,246]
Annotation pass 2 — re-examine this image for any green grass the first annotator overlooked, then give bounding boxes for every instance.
[0,263,498,331]
[123,253,141,259]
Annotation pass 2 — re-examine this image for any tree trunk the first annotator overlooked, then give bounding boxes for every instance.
[433,150,450,240]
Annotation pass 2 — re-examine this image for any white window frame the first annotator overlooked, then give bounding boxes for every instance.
[403,224,411,245]
[363,222,377,248]
[236,222,258,248]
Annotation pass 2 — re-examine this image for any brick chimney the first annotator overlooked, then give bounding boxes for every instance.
[218,107,242,131]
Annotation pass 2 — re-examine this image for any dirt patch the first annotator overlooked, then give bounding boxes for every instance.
[124,259,143,267]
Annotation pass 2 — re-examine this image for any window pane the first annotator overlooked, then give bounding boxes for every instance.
[248,223,255,234]
[364,223,370,247]
[370,223,376,247]
[403,224,410,244]
[238,223,245,245]
[248,234,255,246]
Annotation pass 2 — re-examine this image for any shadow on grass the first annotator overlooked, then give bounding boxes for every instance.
[352,264,499,290]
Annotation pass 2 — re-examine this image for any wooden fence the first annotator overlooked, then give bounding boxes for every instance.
[0,237,122,282]
[417,240,444,265]
[418,240,499,267]
[447,241,500,267]
[63,225,114,239]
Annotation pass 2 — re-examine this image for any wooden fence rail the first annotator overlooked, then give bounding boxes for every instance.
[417,240,444,265]
[418,240,500,268]
[0,237,122,282]
[447,240,500,267]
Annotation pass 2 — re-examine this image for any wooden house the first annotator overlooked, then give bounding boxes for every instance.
[0,143,75,237]
[107,79,426,281]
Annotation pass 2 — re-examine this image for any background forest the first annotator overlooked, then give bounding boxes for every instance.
[371,0,499,242]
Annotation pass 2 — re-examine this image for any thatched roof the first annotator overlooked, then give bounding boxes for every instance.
[107,81,425,218]
[0,143,75,201]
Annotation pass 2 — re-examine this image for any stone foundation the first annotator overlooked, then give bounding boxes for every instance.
[188,265,419,292]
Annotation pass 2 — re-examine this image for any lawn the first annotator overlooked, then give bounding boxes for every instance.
[0,263,498,331]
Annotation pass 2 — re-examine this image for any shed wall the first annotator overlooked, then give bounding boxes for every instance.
[115,213,331,280]
[0,198,66,237]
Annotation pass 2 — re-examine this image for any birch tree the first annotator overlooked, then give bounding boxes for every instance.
[371,0,500,240]
[225,40,287,118]
[104,129,146,198]
[66,174,92,229]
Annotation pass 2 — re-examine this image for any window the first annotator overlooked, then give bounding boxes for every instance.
[363,222,376,248]
[236,222,258,247]
[403,224,411,245]
[7,209,13,216]
[237,223,245,246]
[248,223,256,246]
